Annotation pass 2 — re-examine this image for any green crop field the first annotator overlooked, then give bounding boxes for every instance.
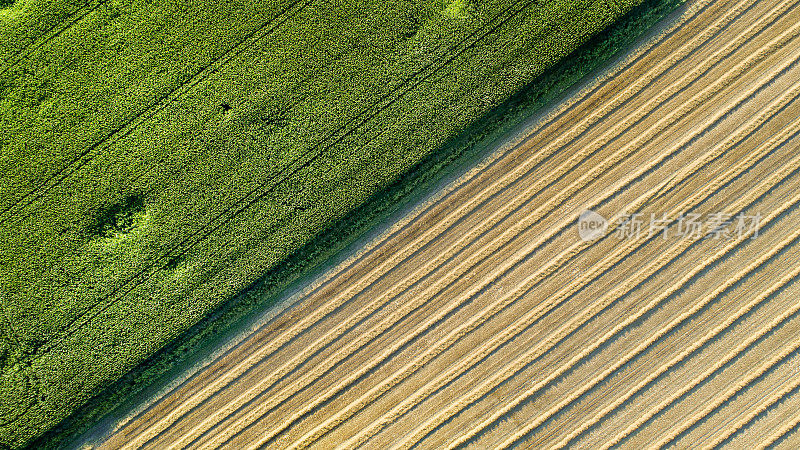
[0,0,657,446]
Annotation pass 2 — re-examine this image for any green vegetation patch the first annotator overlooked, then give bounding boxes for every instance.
[0,0,666,445]
[443,0,474,19]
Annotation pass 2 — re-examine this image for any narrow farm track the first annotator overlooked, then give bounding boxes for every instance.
[94,0,729,444]
[109,0,764,442]
[342,20,800,450]
[98,0,800,447]
[13,0,610,370]
[100,0,732,442]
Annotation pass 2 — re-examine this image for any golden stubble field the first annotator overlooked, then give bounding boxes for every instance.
[98,0,800,447]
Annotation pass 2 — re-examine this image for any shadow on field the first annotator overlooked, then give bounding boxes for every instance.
[91,194,146,238]
[34,0,688,446]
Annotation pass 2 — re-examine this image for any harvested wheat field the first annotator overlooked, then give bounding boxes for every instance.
[97,0,800,447]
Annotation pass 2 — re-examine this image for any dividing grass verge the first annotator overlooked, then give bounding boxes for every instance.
[0,0,681,446]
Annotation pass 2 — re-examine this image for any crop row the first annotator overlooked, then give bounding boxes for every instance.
[0,0,643,446]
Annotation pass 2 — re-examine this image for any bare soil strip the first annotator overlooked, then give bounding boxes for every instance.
[98,0,800,447]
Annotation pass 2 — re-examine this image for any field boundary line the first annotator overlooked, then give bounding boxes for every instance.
[273,74,797,450]
[290,26,800,450]
[262,0,718,343]
[192,11,788,446]
[183,17,768,443]
[102,0,597,445]
[35,0,576,368]
[106,0,726,444]
[229,0,721,340]
[0,0,315,432]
